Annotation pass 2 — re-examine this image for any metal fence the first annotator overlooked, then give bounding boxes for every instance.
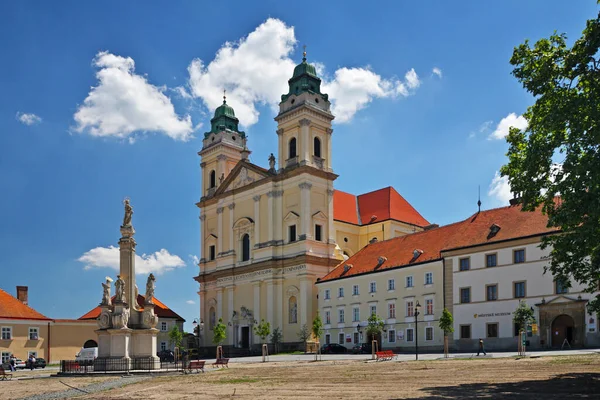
[59,357,184,374]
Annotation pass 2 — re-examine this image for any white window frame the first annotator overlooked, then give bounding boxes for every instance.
[161,322,168,332]
[369,281,377,293]
[425,299,434,315]
[338,309,345,323]
[1,327,12,340]
[1,352,11,363]
[338,287,344,298]
[425,272,433,285]
[389,329,396,343]
[325,310,331,325]
[406,300,414,317]
[28,351,37,358]
[314,224,323,242]
[353,307,360,322]
[425,326,434,341]
[370,305,377,317]
[29,327,39,340]
[352,285,359,296]
[160,342,167,351]
[406,328,414,342]
[324,289,331,300]
[388,303,396,319]
[353,331,360,344]
[406,276,413,288]
[325,333,331,344]
[338,332,345,345]
[388,279,395,291]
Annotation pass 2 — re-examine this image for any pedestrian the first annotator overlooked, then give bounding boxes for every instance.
[28,354,35,370]
[9,356,16,372]
[477,338,487,356]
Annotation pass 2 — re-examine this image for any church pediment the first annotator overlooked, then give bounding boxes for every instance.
[215,161,271,195]
[284,211,300,222]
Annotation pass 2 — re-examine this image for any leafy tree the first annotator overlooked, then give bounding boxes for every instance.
[513,301,535,332]
[312,314,324,361]
[365,313,384,343]
[168,325,183,351]
[501,7,600,313]
[253,319,271,344]
[212,318,227,346]
[297,324,311,352]
[439,308,454,358]
[270,327,282,354]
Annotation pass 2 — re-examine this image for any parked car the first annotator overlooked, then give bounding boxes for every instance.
[352,343,371,354]
[27,358,46,369]
[320,343,347,354]
[13,358,26,369]
[157,350,175,362]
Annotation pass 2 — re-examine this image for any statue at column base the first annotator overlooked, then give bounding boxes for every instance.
[112,306,130,329]
[97,307,113,330]
[141,306,158,329]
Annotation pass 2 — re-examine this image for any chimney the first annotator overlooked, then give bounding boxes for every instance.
[509,197,521,206]
[424,224,439,231]
[16,286,28,305]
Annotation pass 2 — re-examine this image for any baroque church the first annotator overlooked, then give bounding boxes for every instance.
[194,52,430,350]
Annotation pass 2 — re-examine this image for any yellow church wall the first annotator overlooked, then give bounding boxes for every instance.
[0,321,49,362]
[49,321,97,363]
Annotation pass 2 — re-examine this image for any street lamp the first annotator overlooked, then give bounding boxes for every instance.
[414,301,421,361]
[192,318,204,360]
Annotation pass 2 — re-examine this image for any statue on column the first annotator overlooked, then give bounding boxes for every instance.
[145,273,155,305]
[115,275,126,304]
[101,277,113,306]
[122,198,133,227]
[268,153,276,170]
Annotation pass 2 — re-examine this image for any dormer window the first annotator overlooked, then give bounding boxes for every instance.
[488,223,501,238]
[375,256,387,270]
[413,249,423,259]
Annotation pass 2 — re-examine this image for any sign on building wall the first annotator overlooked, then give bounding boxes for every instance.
[397,331,404,341]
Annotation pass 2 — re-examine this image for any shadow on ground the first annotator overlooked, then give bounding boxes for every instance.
[394,373,600,399]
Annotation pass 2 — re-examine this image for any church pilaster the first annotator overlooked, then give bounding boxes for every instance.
[228,203,235,253]
[253,195,261,245]
[217,207,224,254]
[299,182,312,240]
[227,286,235,345]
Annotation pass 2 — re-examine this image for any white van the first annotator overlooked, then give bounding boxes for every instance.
[75,347,98,362]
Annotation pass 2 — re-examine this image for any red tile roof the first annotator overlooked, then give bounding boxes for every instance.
[0,289,51,321]
[320,204,559,282]
[79,295,185,322]
[333,187,429,227]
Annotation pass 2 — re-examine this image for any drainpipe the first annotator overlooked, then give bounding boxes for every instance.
[47,321,51,363]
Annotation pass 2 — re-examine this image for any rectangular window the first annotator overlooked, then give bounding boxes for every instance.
[406,328,414,342]
[388,279,395,291]
[353,332,360,344]
[369,282,377,293]
[514,249,525,264]
[486,284,498,301]
[338,309,345,323]
[370,305,377,317]
[325,334,331,344]
[338,333,345,345]
[388,303,396,319]
[486,254,497,267]
[425,327,434,341]
[459,257,470,271]
[338,287,344,298]
[555,279,568,294]
[28,351,37,358]
[315,224,322,241]
[29,327,39,340]
[425,272,433,285]
[161,322,167,332]
[325,311,331,325]
[460,288,471,304]
[160,342,167,351]
[487,323,499,338]
[389,329,396,343]
[1,327,12,340]
[406,301,414,317]
[406,276,413,288]
[353,307,360,322]
[324,289,330,300]
[460,325,471,339]
[1,352,10,363]
[289,225,297,242]
[352,285,359,296]
[514,281,526,298]
[209,245,216,261]
[426,299,434,315]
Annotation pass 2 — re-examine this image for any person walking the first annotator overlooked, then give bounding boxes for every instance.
[9,356,16,372]
[28,354,35,370]
[477,338,487,356]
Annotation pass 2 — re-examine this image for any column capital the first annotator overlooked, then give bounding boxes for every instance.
[253,195,262,202]
[200,162,207,168]
[228,203,236,210]
[327,189,335,196]
[267,190,284,198]
[276,128,284,135]
[299,182,313,190]
[326,128,333,134]
[216,154,227,161]
[216,207,225,214]
[199,214,206,221]
[299,118,311,127]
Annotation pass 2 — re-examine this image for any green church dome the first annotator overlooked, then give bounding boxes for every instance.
[281,49,328,103]
[214,100,236,119]
[292,59,318,79]
[204,92,245,138]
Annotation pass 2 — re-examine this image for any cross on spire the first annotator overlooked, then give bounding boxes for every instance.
[302,45,307,61]
[223,89,226,103]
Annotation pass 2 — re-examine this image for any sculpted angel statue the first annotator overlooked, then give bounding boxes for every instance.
[268,153,276,170]
[122,198,133,227]
[101,278,113,306]
[115,275,126,304]
[145,273,155,304]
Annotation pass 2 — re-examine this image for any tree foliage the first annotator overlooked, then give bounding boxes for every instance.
[312,314,324,343]
[439,308,454,335]
[513,301,536,331]
[270,327,282,353]
[502,9,600,312]
[253,319,271,344]
[212,318,227,346]
[297,324,311,346]
[168,325,183,350]
[366,312,384,340]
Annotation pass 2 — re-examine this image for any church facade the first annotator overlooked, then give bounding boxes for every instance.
[194,53,430,350]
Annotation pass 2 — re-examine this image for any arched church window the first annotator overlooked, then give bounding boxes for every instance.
[314,137,321,158]
[241,233,250,262]
[210,170,216,188]
[289,138,297,159]
[209,307,216,330]
[289,296,298,324]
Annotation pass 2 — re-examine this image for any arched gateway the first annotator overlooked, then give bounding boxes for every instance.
[551,314,575,347]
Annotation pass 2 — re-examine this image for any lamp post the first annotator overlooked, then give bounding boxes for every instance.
[192,318,204,360]
[415,300,421,361]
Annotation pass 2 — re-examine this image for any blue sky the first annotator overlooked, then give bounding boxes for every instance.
[1,1,597,331]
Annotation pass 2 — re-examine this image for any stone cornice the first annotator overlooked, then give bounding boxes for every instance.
[299,182,313,190]
[299,118,311,127]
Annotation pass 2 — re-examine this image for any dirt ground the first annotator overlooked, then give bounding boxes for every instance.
[6,355,600,399]
[4,376,115,399]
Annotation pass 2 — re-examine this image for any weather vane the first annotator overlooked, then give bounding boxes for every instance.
[303,44,307,60]
[223,89,226,103]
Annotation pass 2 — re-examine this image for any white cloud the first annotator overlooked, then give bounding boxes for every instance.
[488,171,512,204]
[78,245,185,275]
[489,113,528,140]
[174,86,192,99]
[432,67,442,78]
[16,112,42,125]
[186,300,196,305]
[189,254,200,265]
[74,51,193,141]
[469,120,493,138]
[187,18,422,126]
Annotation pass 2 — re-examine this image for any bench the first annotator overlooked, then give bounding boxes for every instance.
[0,367,12,380]
[375,350,396,361]
[213,358,229,368]
[186,360,205,374]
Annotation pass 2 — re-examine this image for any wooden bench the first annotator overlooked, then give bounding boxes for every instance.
[213,358,229,368]
[0,366,12,380]
[186,360,205,374]
[375,350,396,361]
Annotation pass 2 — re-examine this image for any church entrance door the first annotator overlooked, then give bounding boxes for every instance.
[552,314,575,347]
[241,326,250,349]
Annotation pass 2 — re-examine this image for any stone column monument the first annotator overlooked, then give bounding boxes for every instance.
[95,199,160,371]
